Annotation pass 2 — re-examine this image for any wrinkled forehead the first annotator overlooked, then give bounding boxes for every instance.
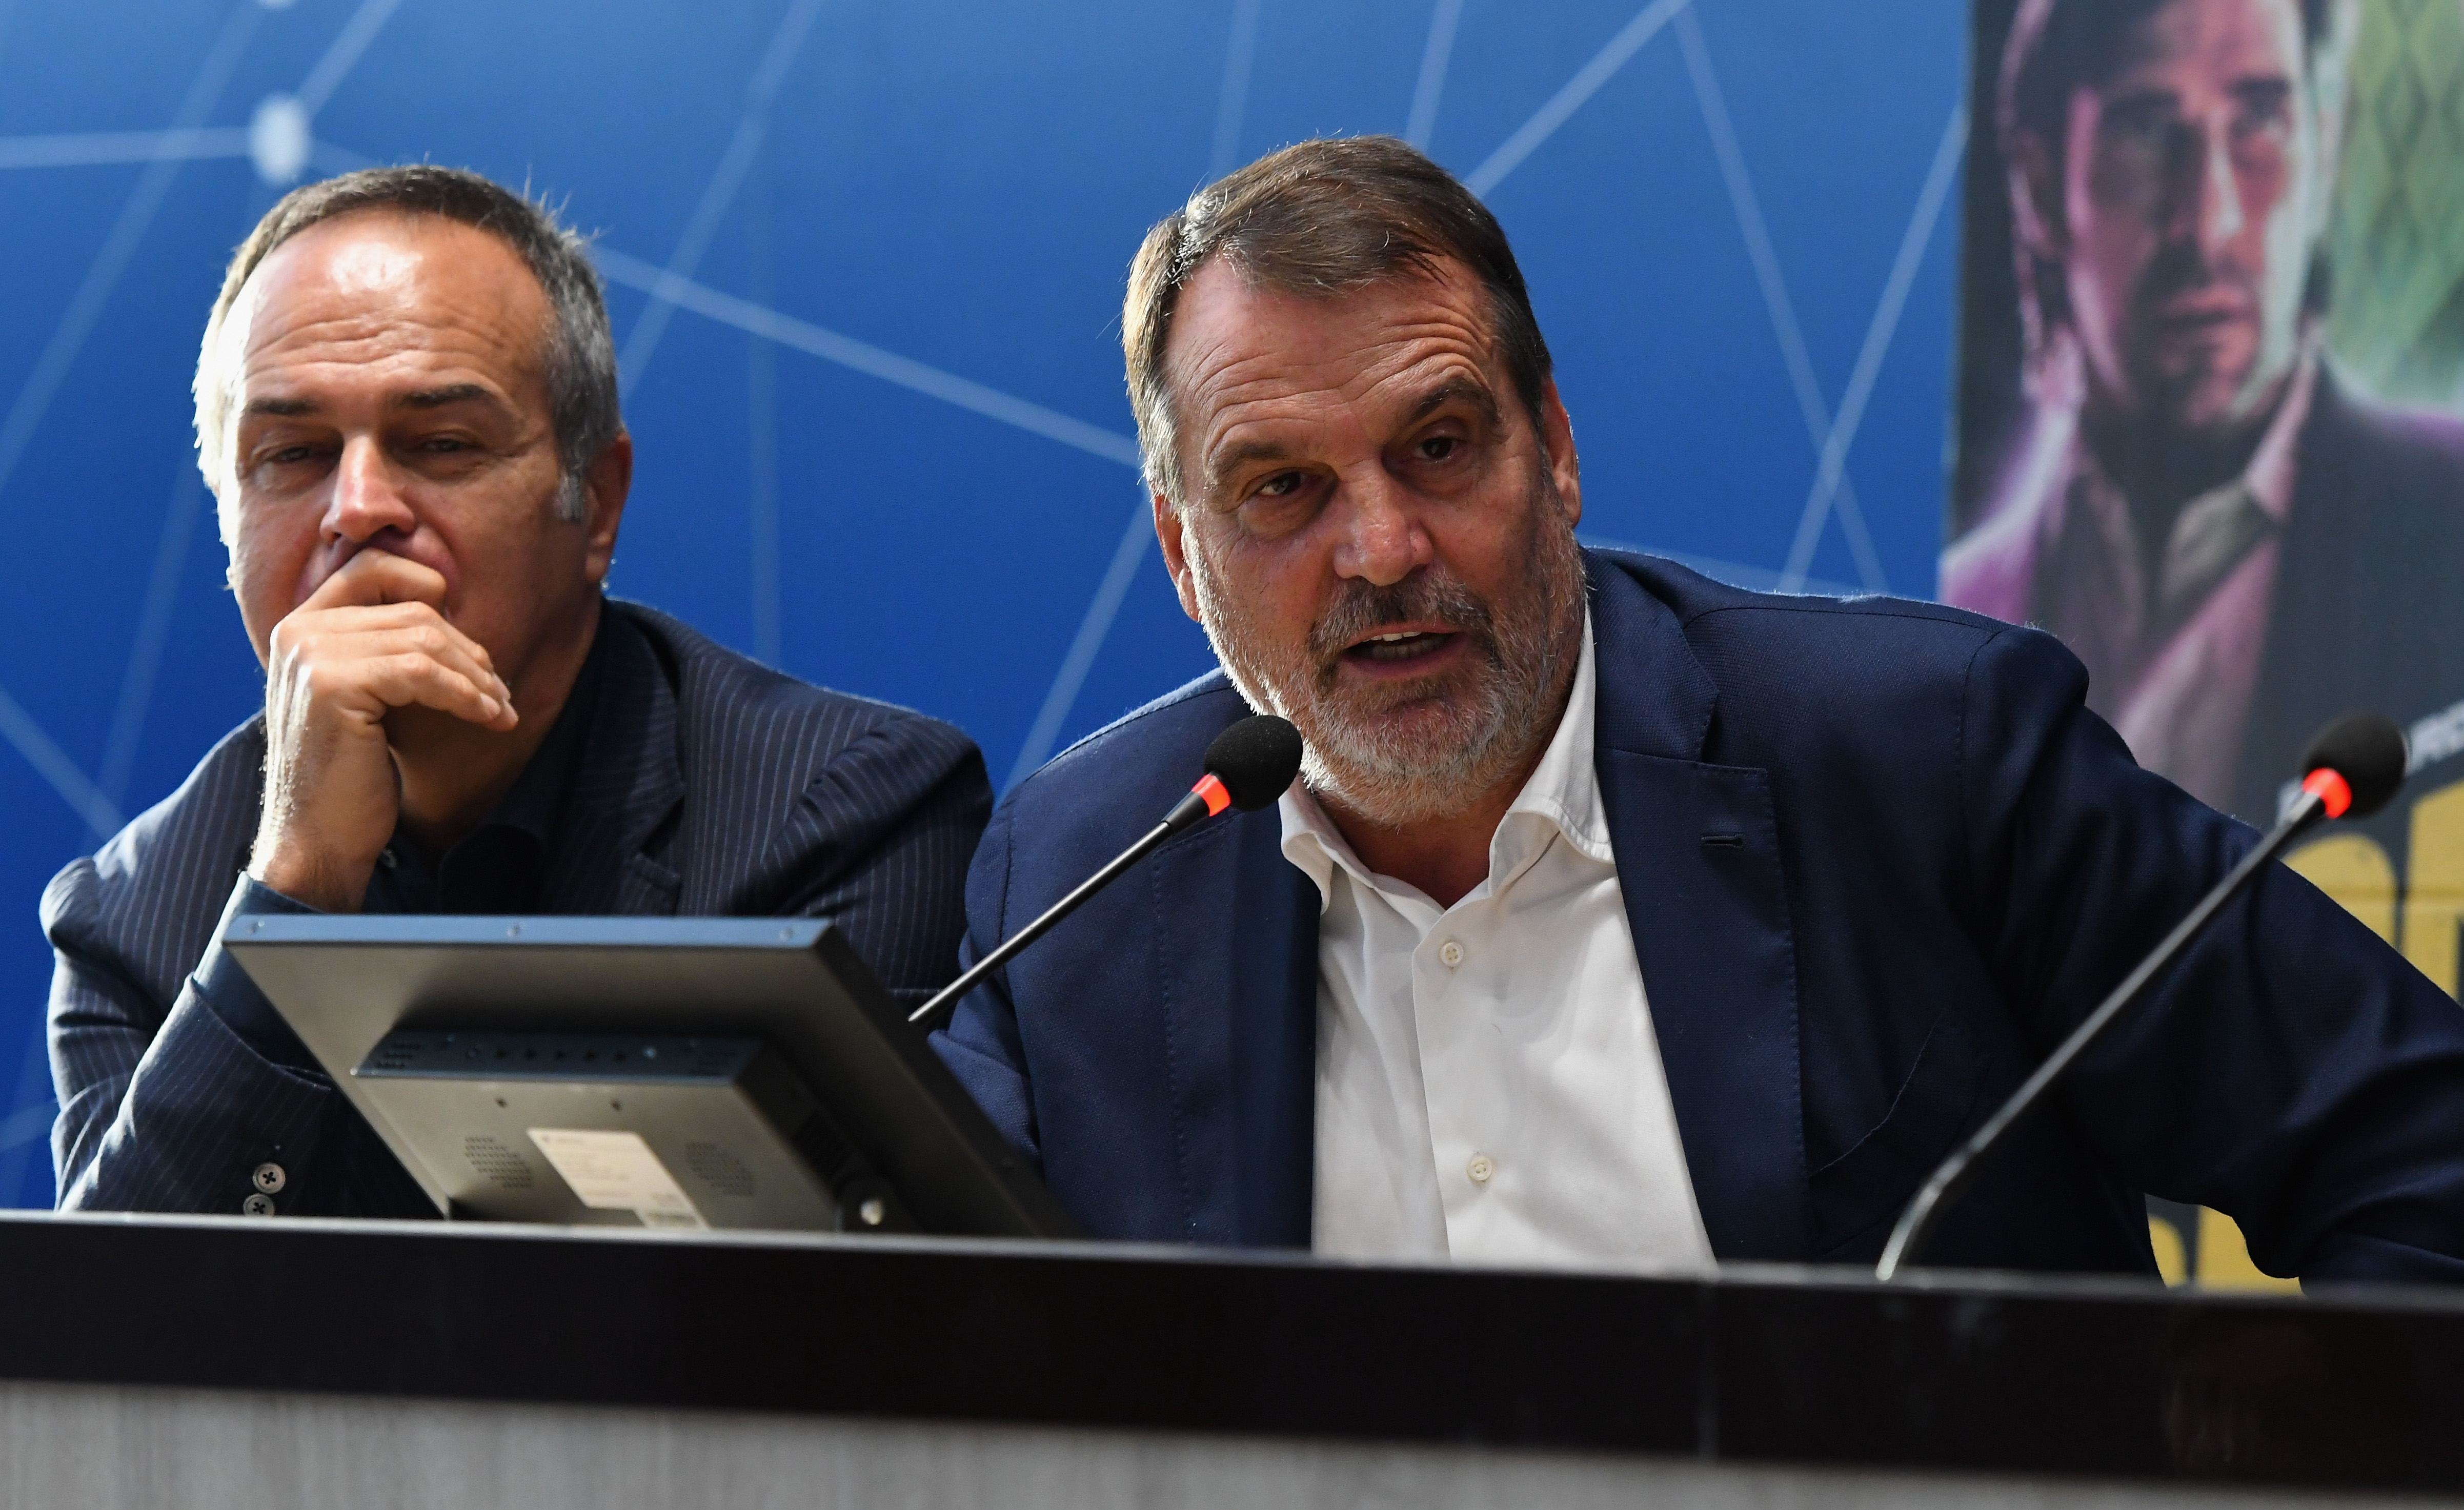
[1164,256,1501,424]
[215,211,549,398]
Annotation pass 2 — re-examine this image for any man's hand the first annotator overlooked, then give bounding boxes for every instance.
[249,550,517,912]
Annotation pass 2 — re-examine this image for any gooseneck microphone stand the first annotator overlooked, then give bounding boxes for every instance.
[1874,730,2395,1282]
[906,714,1303,1033]
[905,799,1207,1032]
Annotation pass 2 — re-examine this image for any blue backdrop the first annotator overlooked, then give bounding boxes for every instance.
[0,0,1967,1205]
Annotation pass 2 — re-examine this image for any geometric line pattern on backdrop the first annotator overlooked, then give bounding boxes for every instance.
[0,129,252,171]
[292,0,406,117]
[97,468,208,816]
[1006,502,1153,790]
[1012,2,1273,786]
[0,1,261,509]
[1405,0,1469,150]
[1675,6,1886,591]
[1464,0,1689,197]
[1777,97,1966,594]
[616,0,833,398]
[1210,0,1265,179]
[593,249,1140,467]
[0,681,122,839]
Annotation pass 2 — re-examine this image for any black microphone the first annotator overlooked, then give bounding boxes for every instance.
[906,715,1304,1030]
[1874,712,2409,1282]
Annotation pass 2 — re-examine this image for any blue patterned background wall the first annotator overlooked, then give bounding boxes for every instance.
[0,0,1965,1204]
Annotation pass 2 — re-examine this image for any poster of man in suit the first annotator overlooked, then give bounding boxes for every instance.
[1943,0,2464,1033]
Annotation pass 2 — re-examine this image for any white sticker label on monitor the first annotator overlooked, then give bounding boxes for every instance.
[528,1129,709,1230]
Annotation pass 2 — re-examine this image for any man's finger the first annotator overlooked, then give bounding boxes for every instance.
[353,653,521,731]
[313,622,515,708]
[275,602,508,698]
[271,617,514,711]
[299,547,451,614]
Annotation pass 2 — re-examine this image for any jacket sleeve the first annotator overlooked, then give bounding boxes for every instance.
[928,794,1042,1166]
[771,711,993,1009]
[1960,624,2464,1285]
[46,868,360,1215]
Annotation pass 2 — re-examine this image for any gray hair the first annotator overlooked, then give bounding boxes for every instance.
[1122,136,1554,510]
[192,165,621,537]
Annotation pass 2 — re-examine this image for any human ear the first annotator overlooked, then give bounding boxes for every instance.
[1152,491,1202,623]
[581,431,633,584]
[1539,380,1582,527]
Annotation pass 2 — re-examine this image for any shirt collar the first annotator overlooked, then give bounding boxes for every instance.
[1279,608,1607,914]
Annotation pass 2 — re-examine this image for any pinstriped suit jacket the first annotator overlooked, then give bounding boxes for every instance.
[42,600,990,1218]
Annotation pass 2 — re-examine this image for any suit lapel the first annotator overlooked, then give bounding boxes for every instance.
[540,606,685,917]
[1145,779,1320,1248]
[1589,558,1814,1261]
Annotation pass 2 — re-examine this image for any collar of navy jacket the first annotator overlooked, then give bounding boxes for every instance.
[943,549,1832,1258]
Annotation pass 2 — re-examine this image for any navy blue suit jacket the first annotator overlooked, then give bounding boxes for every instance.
[47,600,990,1218]
[936,551,2464,1283]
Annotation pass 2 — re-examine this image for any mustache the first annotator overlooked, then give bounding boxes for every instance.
[1305,573,1495,665]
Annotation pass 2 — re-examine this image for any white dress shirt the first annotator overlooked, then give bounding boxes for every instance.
[1283,614,1714,1271]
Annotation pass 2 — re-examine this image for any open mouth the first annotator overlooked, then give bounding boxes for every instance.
[1343,628,1460,665]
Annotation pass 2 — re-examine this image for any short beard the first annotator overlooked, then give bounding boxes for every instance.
[1186,472,1586,830]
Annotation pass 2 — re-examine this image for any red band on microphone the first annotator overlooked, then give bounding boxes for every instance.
[1191,773,1233,818]
[2303,766,2354,820]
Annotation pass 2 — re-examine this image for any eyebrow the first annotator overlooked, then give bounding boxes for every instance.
[399,383,502,411]
[1204,438,1295,494]
[1407,377,1502,430]
[1201,377,1507,494]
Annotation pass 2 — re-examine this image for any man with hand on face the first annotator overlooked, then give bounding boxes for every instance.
[46,167,991,1217]
[934,137,2464,1283]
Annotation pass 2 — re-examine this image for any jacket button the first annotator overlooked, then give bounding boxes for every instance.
[241,1193,277,1217]
[252,1162,286,1194]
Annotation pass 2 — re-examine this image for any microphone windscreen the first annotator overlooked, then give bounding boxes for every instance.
[2302,713,2409,819]
[1204,715,1304,811]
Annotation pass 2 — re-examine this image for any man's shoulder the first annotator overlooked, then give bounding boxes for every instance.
[1004,671,1251,825]
[1587,547,2066,749]
[609,599,978,772]
[43,717,266,990]
[1591,547,2016,662]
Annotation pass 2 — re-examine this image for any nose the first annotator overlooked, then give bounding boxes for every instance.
[1328,470,1432,588]
[322,436,417,547]
[2174,120,2246,262]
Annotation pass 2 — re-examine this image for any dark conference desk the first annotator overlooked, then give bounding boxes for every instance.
[0,1210,2451,1508]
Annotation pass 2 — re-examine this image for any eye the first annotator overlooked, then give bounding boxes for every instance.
[270,445,317,464]
[419,437,470,453]
[1254,470,1304,499]
[1418,435,1460,462]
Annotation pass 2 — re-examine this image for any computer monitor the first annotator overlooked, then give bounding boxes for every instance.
[225,914,1079,1239]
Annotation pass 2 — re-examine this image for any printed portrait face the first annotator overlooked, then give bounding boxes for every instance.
[2031,0,2332,437]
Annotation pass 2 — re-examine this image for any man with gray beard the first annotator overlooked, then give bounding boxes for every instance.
[934,137,2464,1282]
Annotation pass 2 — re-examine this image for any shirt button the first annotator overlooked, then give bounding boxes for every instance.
[1439,940,1465,969]
[241,1193,277,1217]
[1466,1152,1496,1186]
[251,1162,286,1194]
[377,846,398,870]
